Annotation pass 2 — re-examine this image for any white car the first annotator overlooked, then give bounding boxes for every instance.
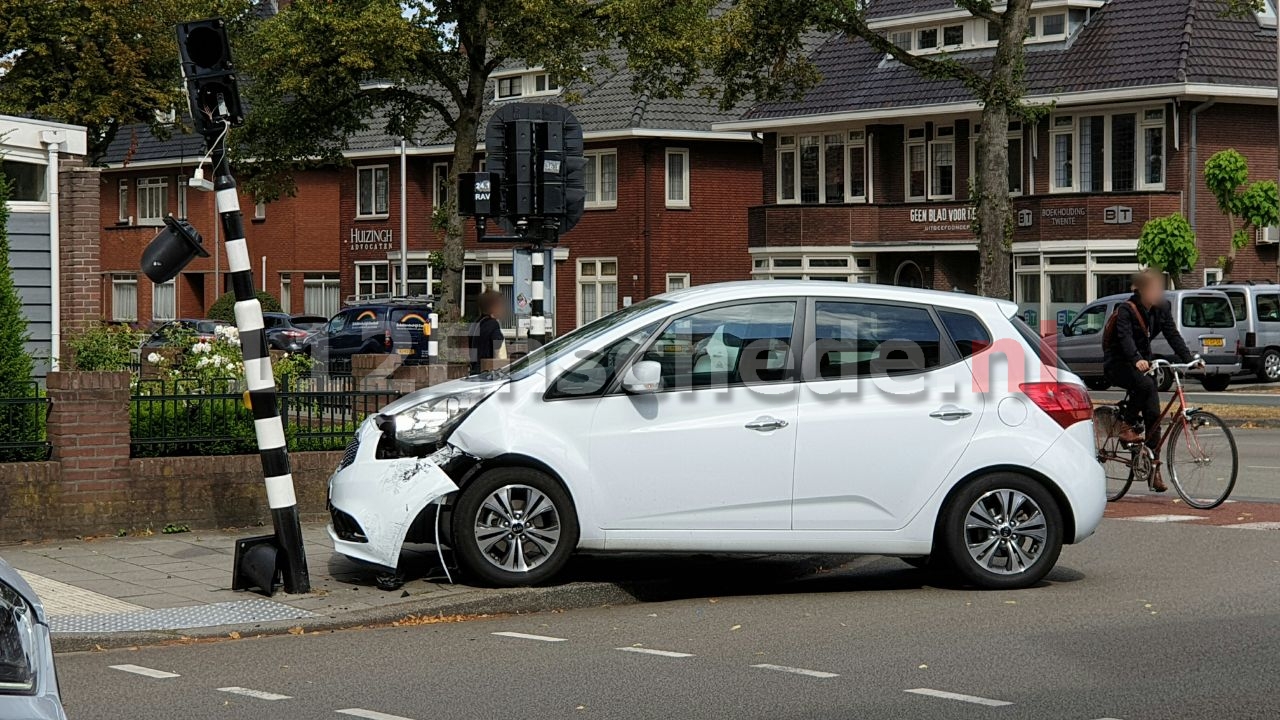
[328,282,1105,590]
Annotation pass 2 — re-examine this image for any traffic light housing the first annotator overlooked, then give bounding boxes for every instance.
[140,216,210,284]
[176,18,244,136]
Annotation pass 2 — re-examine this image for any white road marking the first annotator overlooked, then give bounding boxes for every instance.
[904,688,1013,707]
[751,663,839,679]
[1246,465,1280,470]
[491,631,567,642]
[1119,514,1206,523]
[336,709,415,720]
[1223,521,1280,530]
[217,687,292,701]
[109,664,180,679]
[616,646,694,658]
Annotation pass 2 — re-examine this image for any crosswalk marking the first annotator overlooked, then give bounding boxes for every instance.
[1222,521,1280,530]
[218,687,292,701]
[751,663,839,678]
[336,709,415,720]
[616,646,693,658]
[109,664,179,679]
[904,688,1013,707]
[1118,514,1205,523]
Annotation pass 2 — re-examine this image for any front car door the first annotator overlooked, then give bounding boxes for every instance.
[792,298,985,531]
[1056,301,1110,378]
[589,300,801,531]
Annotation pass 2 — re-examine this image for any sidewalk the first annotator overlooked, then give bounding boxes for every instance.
[1,523,636,650]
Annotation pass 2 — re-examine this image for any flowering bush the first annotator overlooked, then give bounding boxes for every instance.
[144,325,313,392]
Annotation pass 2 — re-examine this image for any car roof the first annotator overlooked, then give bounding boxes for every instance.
[1213,283,1280,291]
[0,556,46,623]
[1095,289,1231,305]
[658,280,1019,316]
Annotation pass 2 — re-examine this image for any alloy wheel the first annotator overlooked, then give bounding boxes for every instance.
[963,489,1048,575]
[1264,351,1280,382]
[472,484,562,573]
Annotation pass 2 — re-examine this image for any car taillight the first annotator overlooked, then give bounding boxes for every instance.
[283,330,307,339]
[1019,382,1093,429]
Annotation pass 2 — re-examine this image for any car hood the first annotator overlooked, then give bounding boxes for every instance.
[377,375,508,415]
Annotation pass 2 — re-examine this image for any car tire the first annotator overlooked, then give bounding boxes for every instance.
[451,467,578,587]
[938,473,1064,590]
[1085,378,1111,391]
[1154,365,1174,392]
[1258,348,1280,383]
[1200,375,1231,392]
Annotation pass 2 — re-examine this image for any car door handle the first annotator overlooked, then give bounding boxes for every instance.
[745,417,789,432]
[929,408,973,421]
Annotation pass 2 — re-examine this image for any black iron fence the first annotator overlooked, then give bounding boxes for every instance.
[130,375,403,457]
[0,382,50,462]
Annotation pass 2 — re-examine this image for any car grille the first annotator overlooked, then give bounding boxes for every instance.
[338,435,360,470]
[330,506,367,543]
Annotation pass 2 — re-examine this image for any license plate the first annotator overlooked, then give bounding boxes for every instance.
[397,348,414,355]
[1202,337,1224,348]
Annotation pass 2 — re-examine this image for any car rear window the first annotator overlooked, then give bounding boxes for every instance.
[1223,291,1247,322]
[1181,296,1235,328]
[1010,315,1068,370]
[196,321,224,334]
[390,309,430,333]
[938,310,992,358]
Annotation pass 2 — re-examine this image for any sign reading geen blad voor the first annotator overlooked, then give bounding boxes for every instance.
[908,206,976,232]
[349,228,394,252]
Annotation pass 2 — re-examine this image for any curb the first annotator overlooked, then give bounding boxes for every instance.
[51,580,640,653]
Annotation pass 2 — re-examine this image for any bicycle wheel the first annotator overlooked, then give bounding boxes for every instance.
[1093,406,1134,501]
[1165,410,1238,509]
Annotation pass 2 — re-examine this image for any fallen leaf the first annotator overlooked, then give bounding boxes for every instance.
[228,631,241,640]
[918,664,928,669]
[287,626,304,635]
[1144,604,1153,609]
[576,705,586,711]
[708,598,719,604]
[730,624,742,631]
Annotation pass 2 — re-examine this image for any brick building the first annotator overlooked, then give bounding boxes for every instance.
[717,0,1280,328]
[98,65,760,336]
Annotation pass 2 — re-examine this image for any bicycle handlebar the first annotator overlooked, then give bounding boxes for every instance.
[1146,356,1206,375]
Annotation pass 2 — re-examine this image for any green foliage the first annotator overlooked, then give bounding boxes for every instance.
[162,523,191,534]
[207,291,283,323]
[0,167,35,390]
[1202,149,1279,274]
[1138,214,1199,287]
[0,0,252,161]
[66,323,144,371]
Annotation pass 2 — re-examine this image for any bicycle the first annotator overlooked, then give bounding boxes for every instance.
[1093,358,1238,509]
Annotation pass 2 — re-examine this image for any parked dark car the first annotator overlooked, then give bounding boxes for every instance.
[264,313,328,353]
[306,300,435,370]
[139,318,231,353]
[0,558,67,720]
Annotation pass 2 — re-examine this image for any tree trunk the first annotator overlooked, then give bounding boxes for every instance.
[439,109,479,324]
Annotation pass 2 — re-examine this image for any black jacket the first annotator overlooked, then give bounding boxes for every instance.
[1105,292,1192,368]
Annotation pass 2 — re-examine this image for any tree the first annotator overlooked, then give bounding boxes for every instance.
[1203,149,1279,278]
[0,0,246,162]
[236,0,705,321]
[208,290,282,323]
[702,0,1039,299]
[1137,214,1199,289]
[0,167,34,388]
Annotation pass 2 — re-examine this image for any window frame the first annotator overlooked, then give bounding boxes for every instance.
[253,199,266,220]
[152,279,177,322]
[136,176,168,226]
[353,262,391,301]
[665,148,690,209]
[583,150,618,209]
[905,127,928,201]
[356,165,390,218]
[118,179,130,223]
[433,162,451,208]
[577,257,620,326]
[665,273,691,292]
[111,274,138,322]
[176,174,188,219]
[970,121,1024,196]
[1050,106,1168,193]
[928,126,956,200]
[801,296,960,382]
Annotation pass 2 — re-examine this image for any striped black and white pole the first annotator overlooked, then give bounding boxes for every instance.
[530,251,546,347]
[427,312,439,363]
[213,155,310,594]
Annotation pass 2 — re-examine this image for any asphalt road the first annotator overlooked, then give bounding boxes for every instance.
[1095,427,1279,502]
[56,518,1280,720]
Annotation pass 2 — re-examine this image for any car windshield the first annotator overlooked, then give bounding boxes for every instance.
[195,321,225,334]
[1181,296,1235,329]
[1222,291,1247,322]
[503,297,673,381]
[0,582,36,695]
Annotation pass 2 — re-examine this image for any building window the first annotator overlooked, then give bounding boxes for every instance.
[497,76,522,98]
[1141,108,1166,188]
[112,275,138,322]
[152,280,176,322]
[254,200,266,220]
[751,252,875,282]
[778,131,869,204]
[942,24,964,46]
[118,179,129,223]
[433,162,450,208]
[917,27,938,50]
[577,258,618,325]
[356,165,390,217]
[1014,251,1141,329]
[906,128,927,200]
[495,71,558,100]
[1040,13,1066,37]
[665,149,690,208]
[137,177,168,226]
[1204,267,1223,286]
[304,275,341,317]
[0,160,47,203]
[666,273,690,292]
[890,30,913,50]
[929,126,955,199]
[280,274,292,314]
[584,150,617,208]
[971,122,1023,196]
[355,262,391,300]
[1051,108,1166,192]
[1051,115,1075,191]
[392,263,439,298]
[462,260,516,327]
[176,175,188,219]
[847,130,867,201]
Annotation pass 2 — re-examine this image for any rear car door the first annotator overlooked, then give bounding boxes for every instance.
[1171,293,1236,366]
[791,298,985,531]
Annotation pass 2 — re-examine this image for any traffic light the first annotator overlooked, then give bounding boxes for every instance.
[140,216,210,284]
[176,18,244,136]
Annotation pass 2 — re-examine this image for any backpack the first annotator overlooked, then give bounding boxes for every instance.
[1102,300,1149,355]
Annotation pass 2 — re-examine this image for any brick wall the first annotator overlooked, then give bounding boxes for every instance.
[58,157,102,361]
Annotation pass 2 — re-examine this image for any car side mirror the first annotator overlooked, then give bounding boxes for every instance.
[621,360,663,394]
[1062,324,1074,337]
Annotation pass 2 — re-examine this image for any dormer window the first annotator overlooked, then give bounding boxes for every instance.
[1258,0,1277,27]
[494,70,560,100]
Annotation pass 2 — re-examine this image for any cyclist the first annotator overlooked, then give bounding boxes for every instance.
[1102,268,1192,492]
